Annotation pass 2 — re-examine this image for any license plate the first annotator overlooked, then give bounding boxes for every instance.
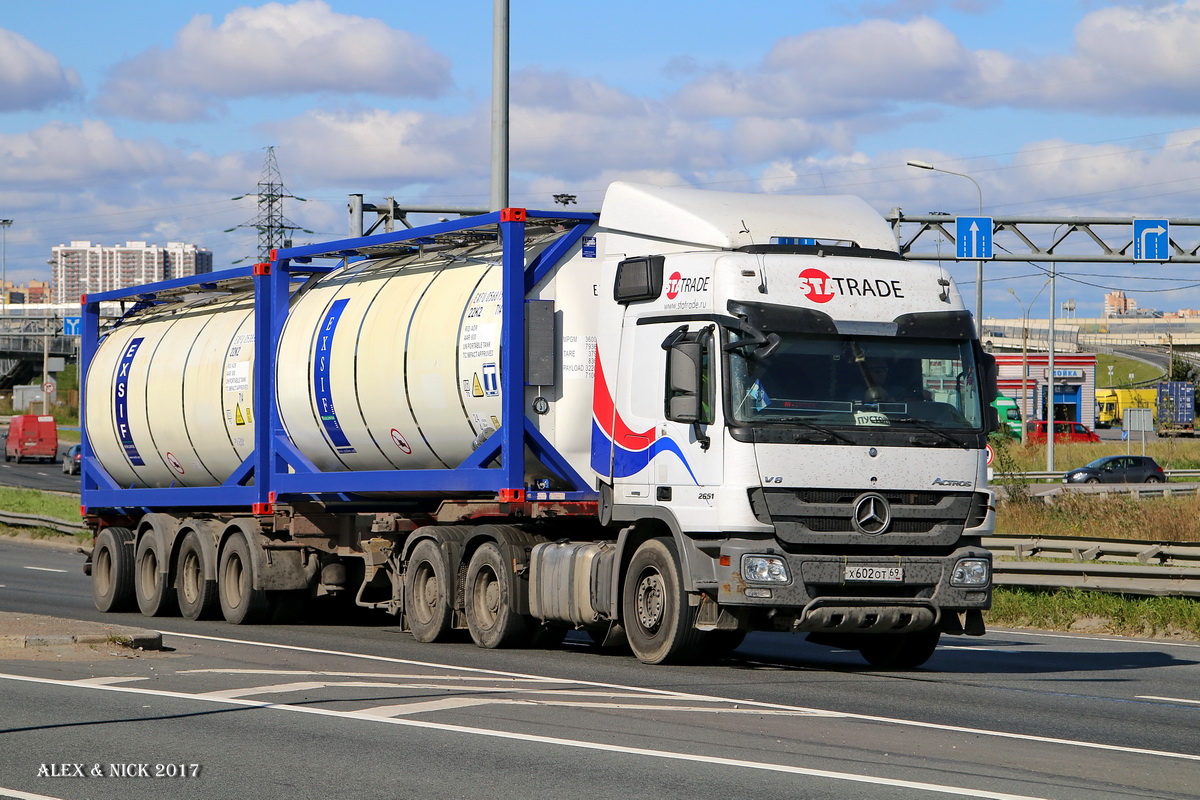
[844,565,903,582]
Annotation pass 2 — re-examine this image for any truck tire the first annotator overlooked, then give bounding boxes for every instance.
[404,539,453,642]
[135,534,178,617]
[622,537,703,665]
[218,532,270,624]
[92,527,136,613]
[175,531,219,621]
[859,630,941,669]
[464,541,529,648]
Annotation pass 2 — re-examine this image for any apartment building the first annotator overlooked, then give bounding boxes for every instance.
[50,241,213,303]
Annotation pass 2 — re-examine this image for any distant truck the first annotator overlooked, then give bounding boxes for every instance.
[1156,381,1196,437]
[5,414,58,463]
[990,396,1022,440]
[1095,388,1156,429]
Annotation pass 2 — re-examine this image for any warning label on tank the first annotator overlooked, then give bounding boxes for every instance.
[115,337,145,466]
[461,321,496,361]
[224,360,250,394]
[313,298,356,454]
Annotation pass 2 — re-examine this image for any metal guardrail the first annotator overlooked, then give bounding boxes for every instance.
[0,509,84,536]
[996,469,1200,482]
[984,535,1200,597]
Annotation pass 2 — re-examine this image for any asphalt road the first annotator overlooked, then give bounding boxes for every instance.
[0,434,80,494]
[1,538,1197,800]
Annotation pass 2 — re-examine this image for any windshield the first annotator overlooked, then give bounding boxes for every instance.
[727,331,985,431]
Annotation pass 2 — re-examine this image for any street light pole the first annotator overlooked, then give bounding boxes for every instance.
[0,219,11,318]
[906,161,984,325]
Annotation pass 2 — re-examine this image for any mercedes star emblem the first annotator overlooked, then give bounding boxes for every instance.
[852,492,891,535]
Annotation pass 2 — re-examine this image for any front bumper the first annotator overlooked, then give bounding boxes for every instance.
[715,541,991,634]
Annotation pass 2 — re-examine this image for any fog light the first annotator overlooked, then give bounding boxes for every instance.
[742,555,790,583]
[951,558,990,587]
[745,587,773,598]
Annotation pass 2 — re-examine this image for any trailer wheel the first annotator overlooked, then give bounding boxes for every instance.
[92,527,135,613]
[218,532,270,624]
[858,630,941,669]
[135,534,178,617]
[622,537,703,665]
[464,541,529,648]
[404,539,453,642]
[175,531,219,621]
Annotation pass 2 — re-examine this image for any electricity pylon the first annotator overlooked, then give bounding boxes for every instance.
[226,146,312,264]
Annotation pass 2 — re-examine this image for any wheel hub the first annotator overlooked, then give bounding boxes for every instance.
[635,572,664,632]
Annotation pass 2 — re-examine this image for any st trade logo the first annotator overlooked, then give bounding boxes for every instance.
[799,268,835,303]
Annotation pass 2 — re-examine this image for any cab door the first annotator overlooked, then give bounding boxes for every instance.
[655,323,723,528]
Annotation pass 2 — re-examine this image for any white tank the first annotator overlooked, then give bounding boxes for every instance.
[84,230,592,490]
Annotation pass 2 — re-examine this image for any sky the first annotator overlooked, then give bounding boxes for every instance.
[4,0,1200,319]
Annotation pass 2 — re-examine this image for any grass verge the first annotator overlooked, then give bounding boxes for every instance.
[987,587,1200,640]
[0,487,81,520]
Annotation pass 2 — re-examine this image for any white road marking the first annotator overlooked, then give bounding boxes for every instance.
[68,676,148,686]
[1137,695,1200,706]
[22,567,66,573]
[0,787,71,800]
[158,629,1200,763]
[361,697,519,716]
[990,628,1200,649]
[0,671,1053,800]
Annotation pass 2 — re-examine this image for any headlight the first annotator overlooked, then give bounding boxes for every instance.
[742,555,790,583]
[950,558,990,587]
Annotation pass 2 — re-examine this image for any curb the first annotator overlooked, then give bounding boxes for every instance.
[0,629,162,651]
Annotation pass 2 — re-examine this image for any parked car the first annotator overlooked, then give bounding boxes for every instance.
[1063,455,1165,484]
[1024,420,1101,443]
[62,443,81,475]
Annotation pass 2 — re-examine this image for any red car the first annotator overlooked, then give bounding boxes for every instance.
[1024,420,1101,443]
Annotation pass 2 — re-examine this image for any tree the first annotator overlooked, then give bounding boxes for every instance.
[1168,355,1198,383]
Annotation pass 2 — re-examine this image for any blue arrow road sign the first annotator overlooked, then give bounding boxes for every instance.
[1133,219,1169,261]
[62,316,82,335]
[956,216,992,259]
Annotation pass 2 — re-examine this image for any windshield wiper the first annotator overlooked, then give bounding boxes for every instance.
[892,418,971,450]
[774,417,855,444]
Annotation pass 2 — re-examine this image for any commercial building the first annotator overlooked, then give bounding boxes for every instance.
[50,241,212,303]
[993,352,1098,430]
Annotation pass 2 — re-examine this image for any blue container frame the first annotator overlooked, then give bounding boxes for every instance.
[80,208,600,514]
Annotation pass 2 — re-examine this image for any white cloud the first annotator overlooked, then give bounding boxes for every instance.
[0,29,81,112]
[675,3,1200,120]
[1027,0,1200,113]
[96,0,453,121]
[674,17,1011,119]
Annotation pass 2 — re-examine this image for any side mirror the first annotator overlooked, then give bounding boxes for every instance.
[666,341,703,423]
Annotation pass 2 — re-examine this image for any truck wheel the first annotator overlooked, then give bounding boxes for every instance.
[135,534,179,617]
[218,532,270,624]
[175,531,219,621]
[404,539,453,642]
[464,541,529,648]
[859,630,941,669]
[92,527,136,613]
[622,537,703,664]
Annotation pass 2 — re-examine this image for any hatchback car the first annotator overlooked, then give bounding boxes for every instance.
[1063,455,1166,484]
[1025,420,1101,443]
[62,443,81,475]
